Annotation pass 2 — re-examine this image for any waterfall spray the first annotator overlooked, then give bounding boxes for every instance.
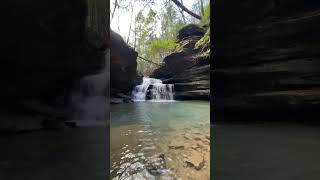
[131,77,174,101]
[69,49,109,124]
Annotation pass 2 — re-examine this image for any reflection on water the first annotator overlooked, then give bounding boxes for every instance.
[0,126,107,180]
[214,123,320,180]
[110,101,210,180]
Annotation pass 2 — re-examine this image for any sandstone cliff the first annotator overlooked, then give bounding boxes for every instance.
[151,24,210,100]
[213,0,320,121]
[110,30,142,103]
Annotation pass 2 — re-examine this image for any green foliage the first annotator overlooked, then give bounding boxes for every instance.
[194,2,210,57]
[199,3,210,26]
[150,38,177,54]
[195,27,210,56]
[133,2,188,74]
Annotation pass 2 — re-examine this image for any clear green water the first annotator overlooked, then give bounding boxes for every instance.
[110,101,210,180]
[214,123,320,180]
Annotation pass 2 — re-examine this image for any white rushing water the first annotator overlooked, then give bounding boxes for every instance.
[132,77,174,101]
[69,49,109,125]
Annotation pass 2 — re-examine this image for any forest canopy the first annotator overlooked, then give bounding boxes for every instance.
[111,0,210,74]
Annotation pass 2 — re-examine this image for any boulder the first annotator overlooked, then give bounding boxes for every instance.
[185,150,205,170]
[110,30,142,98]
[177,24,205,42]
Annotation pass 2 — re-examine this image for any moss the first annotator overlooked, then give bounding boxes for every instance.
[201,48,210,57]
[199,3,210,27]
[195,27,210,52]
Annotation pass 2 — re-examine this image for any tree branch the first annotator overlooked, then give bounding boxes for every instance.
[171,0,202,20]
[138,56,161,66]
[111,0,118,20]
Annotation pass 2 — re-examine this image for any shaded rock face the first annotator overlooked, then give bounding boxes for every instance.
[151,24,210,100]
[177,24,205,42]
[110,30,142,99]
[0,0,106,104]
[0,0,108,130]
[213,0,320,121]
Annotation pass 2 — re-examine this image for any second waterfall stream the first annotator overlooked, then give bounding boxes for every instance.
[131,77,174,101]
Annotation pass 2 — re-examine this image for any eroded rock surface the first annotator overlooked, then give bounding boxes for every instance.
[213,0,320,121]
[186,150,205,170]
[151,24,210,100]
[110,30,142,99]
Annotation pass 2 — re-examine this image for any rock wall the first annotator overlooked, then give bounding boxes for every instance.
[110,30,142,103]
[151,24,210,100]
[0,0,109,130]
[213,0,320,121]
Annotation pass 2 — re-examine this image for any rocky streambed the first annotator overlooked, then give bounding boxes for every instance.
[110,101,210,180]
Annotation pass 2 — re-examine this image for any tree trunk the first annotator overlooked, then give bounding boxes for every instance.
[179,0,186,23]
[127,4,134,44]
[171,0,202,20]
[134,16,137,49]
[199,0,204,16]
[111,0,118,21]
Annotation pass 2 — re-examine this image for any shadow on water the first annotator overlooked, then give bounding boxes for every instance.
[213,122,320,180]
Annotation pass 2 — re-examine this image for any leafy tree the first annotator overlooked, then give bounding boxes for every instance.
[111,0,209,74]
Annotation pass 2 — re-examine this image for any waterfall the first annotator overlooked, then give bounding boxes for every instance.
[69,49,109,125]
[132,77,174,101]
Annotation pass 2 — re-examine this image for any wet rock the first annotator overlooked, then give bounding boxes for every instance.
[146,154,166,175]
[194,136,202,141]
[203,140,210,145]
[0,0,107,117]
[205,135,210,140]
[110,98,124,104]
[168,141,184,149]
[115,162,155,180]
[150,24,210,100]
[115,93,132,103]
[191,144,199,150]
[185,150,205,170]
[110,30,141,99]
[41,117,66,130]
[146,85,154,100]
[183,134,192,140]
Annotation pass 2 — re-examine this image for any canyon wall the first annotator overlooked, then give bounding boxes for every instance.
[0,0,109,130]
[213,0,320,121]
[110,30,142,103]
[151,24,210,100]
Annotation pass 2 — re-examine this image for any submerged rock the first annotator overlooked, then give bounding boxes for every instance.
[168,140,184,149]
[191,144,199,150]
[115,162,155,180]
[185,150,205,170]
[110,98,124,104]
[146,153,166,175]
